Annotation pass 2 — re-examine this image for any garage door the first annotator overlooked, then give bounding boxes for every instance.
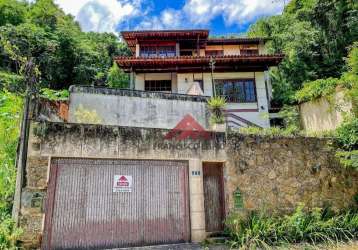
[42,158,190,250]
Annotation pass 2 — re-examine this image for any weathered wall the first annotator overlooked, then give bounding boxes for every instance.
[18,121,358,248]
[68,86,210,129]
[300,89,353,132]
[226,135,358,213]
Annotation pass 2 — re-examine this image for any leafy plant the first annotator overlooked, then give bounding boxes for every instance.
[207,96,226,125]
[0,215,22,249]
[106,62,129,89]
[335,116,358,151]
[238,126,297,137]
[295,78,341,103]
[226,205,358,249]
[336,150,358,170]
[0,91,22,214]
[39,88,69,101]
[278,105,301,133]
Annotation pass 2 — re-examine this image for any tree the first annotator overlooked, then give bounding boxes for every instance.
[248,0,358,106]
[0,0,26,26]
[106,62,129,89]
[0,0,131,90]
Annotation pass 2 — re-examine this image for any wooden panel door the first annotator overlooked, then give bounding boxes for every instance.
[203,162,225,232]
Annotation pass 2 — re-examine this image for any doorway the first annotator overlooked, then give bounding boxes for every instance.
[202,162,225,232]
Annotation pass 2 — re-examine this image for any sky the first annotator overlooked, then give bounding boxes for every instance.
[50,0,288,36]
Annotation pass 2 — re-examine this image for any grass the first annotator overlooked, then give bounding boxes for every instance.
[225,205,358,249]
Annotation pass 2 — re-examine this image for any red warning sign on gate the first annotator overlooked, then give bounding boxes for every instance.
[113,175,132,192]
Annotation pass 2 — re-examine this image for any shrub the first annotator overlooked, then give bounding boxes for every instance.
[295,77,341,103]
[335,116,358,151]
[39,88,69,101]
[106,62,129,89]
[0,215,22,249]
[226,205,358,249]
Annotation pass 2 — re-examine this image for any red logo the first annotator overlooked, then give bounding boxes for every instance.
[164,114,211,140]
[117,176,129,186]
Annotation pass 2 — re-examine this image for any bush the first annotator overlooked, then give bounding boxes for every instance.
[0,215,22,249]
[295,77,341,103]
[39,88,69,101]
[0,91,22,214]
[106,63,129,89]
[335,116,358,151]
[226,205,358,249]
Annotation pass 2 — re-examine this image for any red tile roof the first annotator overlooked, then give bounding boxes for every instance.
[115,55,284,72]
[121,30,209,52]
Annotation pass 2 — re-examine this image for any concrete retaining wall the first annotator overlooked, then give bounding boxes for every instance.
[299,89,353,132]
[68,86,210,129]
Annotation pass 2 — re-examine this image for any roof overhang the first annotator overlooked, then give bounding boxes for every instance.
[115,55,284,73]
[121,30,209,53]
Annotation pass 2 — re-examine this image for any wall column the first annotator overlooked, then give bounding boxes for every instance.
[188,159,206,242]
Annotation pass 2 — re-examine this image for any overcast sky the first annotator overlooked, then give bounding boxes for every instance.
[48,0,288,35]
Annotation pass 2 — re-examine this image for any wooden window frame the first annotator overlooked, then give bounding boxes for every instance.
[215,78,257,103]
[140,44,176,57]
[144,80,172,92]
[205,50,224,56]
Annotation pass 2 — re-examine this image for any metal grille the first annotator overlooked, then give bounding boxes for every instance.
[43,159,190,250]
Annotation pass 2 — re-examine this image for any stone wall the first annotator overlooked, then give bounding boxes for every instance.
[17,121,358,248]
[225,134,358,213]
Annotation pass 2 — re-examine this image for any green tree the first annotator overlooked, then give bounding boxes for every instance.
[106,62,129,88]
[0,0,26,26]
[248,0,358,106]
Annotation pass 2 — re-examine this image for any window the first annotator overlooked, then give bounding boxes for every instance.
[145,80,172,92]
[180,50,193,56]
[215,79,256,103]
[205,50,224,56]
[194,79,204,93]
[240,49,259,55]
[140,46,176,57]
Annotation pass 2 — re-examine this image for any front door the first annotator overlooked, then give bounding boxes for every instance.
[203,162,225,232]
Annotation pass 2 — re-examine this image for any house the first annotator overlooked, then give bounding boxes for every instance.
[14,30,358,250]
[70,30,283,129]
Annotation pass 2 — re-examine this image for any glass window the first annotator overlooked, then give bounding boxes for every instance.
[140,46,176,57]
[145,80,172,92]
[215,79,256,103]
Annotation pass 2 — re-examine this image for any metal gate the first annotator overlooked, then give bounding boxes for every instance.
[42,158,190,250]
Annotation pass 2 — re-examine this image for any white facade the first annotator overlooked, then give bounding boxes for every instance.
[134,71,271,128]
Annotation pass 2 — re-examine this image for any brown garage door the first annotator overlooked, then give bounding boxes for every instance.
[42,158,190,250]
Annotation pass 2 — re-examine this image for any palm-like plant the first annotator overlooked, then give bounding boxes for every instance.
[207,96,227,124]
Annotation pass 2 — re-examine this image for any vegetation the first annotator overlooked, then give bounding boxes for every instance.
[0,91,23,247]
[248,0,358,106]
[106,63,129,89]
[0,0,131,90]
[226,205,358,249]
[207,96,227,124]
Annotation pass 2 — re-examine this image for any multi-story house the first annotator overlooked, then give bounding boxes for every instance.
[115,29,283,128]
